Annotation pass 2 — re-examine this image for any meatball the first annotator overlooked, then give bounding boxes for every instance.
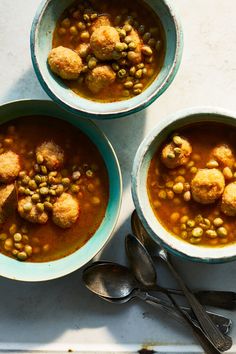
[0,151,20,183]
[91,15,111,32]
[90,26,120,60]
[221,182,236,216]
[127,29,142,64]
[52,193,79,228]
[18,197,48,224]
[161,136,192,169]
[0,184,17,223]
[48,46,83,80]
[85,65,116,94]
[36,141,64,171]
[191,168,225,204]
[212,144,234,168]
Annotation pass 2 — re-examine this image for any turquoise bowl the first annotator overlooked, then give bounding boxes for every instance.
[132,107,236,264]
[0,100,122,281]
[30,0,183,119]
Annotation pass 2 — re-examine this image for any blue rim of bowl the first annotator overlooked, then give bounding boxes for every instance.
[0,99,122,281]
[131,106,236,264]
[30,0,184,120]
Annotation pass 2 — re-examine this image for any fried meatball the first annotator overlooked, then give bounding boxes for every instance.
[221,182,236,216]
[0,184,17,223]
[52,193,79,228]
[212,144,234,168]
[0,151,20,183]
[91,15,111,32]
[18,197,48,224]
[127,29,142,64]
[48,46,83,80]
[161,137,192,169]
[90,26,120,60]
[85,65,116,94]
[191,168,225,204]
[36,141,64,171]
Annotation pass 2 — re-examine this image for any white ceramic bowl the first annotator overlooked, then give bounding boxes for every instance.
[132,107,236,263]
[31,0,183,119]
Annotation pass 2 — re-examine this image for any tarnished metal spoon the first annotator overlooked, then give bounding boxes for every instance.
[83,261,231,335]
[131,210,236,310]
[131,211,232,352]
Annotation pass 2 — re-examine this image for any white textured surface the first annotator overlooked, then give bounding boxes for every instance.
[1,0,236,353]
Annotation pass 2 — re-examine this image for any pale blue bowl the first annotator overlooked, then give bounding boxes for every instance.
[31,0,183,119]
[132,107,236,264]
[0,100,122,281]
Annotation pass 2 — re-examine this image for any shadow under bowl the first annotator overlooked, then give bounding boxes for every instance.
[132,107,236,263]
[0,99,122,281]
[30,0,183,120]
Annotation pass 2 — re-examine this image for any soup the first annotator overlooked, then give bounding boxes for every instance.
[0,116,109,262]
[147,122,236,247]
[48,0,166,102]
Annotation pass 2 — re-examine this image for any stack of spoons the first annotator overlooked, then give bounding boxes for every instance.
[83,210,236,354]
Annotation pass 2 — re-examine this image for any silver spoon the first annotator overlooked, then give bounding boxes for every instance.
[131,210,236,310]
[131,210,232,352]
[83,262,231,335]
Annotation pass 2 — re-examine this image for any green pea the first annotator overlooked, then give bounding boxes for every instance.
[24,245,32,256]
[129,66,136,76]
[128,42,137,50]
[190,237,201,244]
[71,184,80,193]
[36,203,44,212]
[44,202,53,211]
[124,81,133,89]
[9,224,17,235]
[138,25,145,34]
[56,184,64,196]
[123,90,130,97]
[31,193,40,203]
[133,89,141,95]
[23,202,32,211]
[115,42,124,52]
[118,29,126,38]
[187,219,195,228]
[0,233,7,241]
[148,38,156,47]
[83,14,90,21]
[217,227,228,238]
[192,227,203,238]
[133,83,143,90]
[112,63,120,72]
[13,233,22,242]
[19,171,26,179]
[36,153,44,164]
[29,180,37,190]
[135,69,143,79]
[22,176,30,185]
[62,178,70,187]
[61,18,70,28]
[118,69,127,78]
[124,24,132,32]
[80,31,90,40]
[18,186,25,194]
[35,175,42,184]
[17,251,27,261]
[124,36,132,44]
[39,187,49,195]
[34,164,40,173]
[88,57,97,69]
[4,238,13,251]
[213,218,224,227]
[77,21,86,31]
[206,230,217,238]
[41,165,47,175]
[143,32,151,42]
[142,45,153,56]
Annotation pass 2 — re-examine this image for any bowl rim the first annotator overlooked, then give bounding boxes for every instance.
[30,0,183,120]
[132,106,236,264]
[0,99,122,281]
